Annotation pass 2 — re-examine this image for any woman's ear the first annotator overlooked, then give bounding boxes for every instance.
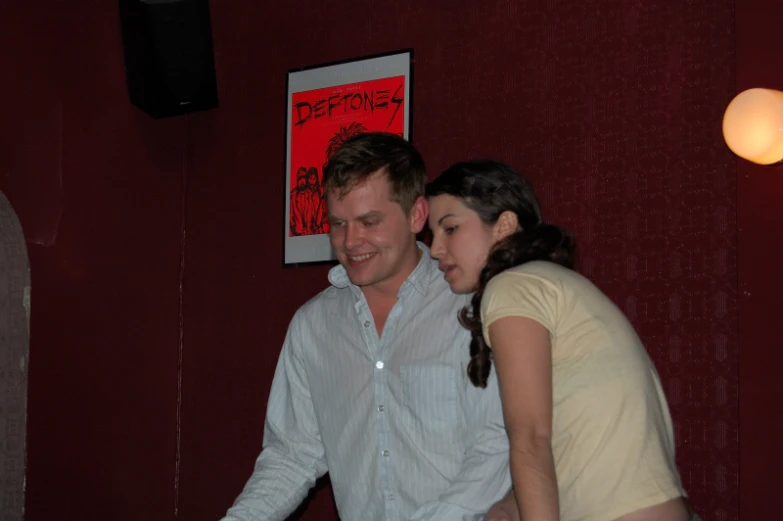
[494,210,519,240]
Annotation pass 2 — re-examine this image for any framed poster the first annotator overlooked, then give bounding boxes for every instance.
[284,49,413,265]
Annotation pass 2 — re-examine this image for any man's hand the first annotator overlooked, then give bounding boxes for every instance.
[483,493,520,521]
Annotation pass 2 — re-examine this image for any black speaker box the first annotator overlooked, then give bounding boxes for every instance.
[119,0,219,119]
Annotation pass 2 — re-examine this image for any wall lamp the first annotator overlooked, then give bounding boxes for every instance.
[722,88,783,165]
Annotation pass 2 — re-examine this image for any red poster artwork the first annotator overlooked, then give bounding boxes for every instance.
[289,75,406,237]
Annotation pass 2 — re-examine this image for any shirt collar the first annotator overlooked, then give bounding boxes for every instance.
[328,241,434,297]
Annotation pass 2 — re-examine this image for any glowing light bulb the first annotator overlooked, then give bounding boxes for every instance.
[722,88,783,165]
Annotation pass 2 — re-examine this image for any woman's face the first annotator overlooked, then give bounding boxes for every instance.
[428,194,500,294]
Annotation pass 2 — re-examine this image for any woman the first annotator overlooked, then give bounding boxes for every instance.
[426,160,695,521]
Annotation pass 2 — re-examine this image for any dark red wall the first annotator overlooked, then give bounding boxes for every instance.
[1,1,751,520]
[1,3,185,520]
[736,0,783,519]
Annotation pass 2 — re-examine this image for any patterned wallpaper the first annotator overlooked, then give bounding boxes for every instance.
[180,1,738,519]
[0,0,738,520]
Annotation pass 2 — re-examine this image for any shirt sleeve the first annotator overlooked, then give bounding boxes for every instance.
[407,368,512,521]
[221,310,328,521]
[480,270,560,347]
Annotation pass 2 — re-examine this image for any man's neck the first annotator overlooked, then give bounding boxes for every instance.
[363,247,420,336]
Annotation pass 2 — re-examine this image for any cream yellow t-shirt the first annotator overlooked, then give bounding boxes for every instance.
[481,261,685,521]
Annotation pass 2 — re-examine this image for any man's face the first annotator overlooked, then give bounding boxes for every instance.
[327,171,426,294]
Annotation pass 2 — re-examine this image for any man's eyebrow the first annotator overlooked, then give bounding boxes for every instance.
[358,211,384,220]
[327,211,384,221]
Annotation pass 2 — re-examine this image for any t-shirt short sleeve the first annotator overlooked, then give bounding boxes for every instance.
[480,268,561,347]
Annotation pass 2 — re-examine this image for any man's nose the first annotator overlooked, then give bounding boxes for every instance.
[344,222,363,249]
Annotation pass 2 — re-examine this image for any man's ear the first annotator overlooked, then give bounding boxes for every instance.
[409,196,429,234]
[494,210,519,240]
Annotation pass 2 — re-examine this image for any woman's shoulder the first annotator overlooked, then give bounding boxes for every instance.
[499,260,575,281]
[484,261,568,300]
[487,261,600,303]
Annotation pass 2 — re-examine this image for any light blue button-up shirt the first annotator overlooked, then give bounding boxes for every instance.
[223,244,511,521]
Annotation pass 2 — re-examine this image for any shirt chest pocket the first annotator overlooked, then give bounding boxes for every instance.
[400,364,461,439]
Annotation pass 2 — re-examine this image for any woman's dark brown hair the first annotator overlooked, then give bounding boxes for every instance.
[425,160,576,388]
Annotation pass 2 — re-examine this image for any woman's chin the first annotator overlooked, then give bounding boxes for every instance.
[447,280,473,295]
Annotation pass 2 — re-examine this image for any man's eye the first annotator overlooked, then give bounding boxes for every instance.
[331,220,345,228]
[363,221,378,228]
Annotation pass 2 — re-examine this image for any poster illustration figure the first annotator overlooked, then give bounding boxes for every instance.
[289,75,406,237]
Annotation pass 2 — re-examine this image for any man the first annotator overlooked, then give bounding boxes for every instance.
[222,132,511,521]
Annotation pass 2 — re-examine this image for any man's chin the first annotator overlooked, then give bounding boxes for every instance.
[343,268,370,287]
[348,277,374,288]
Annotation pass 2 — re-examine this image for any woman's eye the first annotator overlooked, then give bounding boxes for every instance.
[444,226,458,235]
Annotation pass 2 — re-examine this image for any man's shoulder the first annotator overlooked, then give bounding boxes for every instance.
[408,270,471,326]
[425,267,471,304]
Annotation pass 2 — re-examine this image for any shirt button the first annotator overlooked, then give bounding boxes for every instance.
[378,405,385,412]
[364,320,371,328]
[375,361,384,369]
[387,494,395,501]
[382,450,390,457]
